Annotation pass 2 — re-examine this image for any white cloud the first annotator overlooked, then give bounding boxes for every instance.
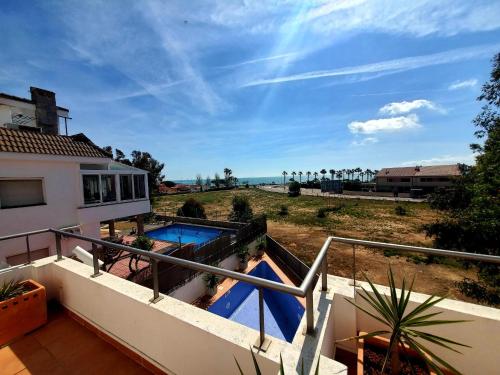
[241,43,500,87]
[348,114,420,134]
[351,137,378,146]
[402,154,476,166]
[379,99,439,115]
[448,79,478,90]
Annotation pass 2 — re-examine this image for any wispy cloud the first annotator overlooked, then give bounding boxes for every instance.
[448,79,478,90]
[379,99,440,115]
[241,43,499,87]
[351,137,378,146]
[217,52,302,69]
[348,114,420,134]
[402,154,476,166]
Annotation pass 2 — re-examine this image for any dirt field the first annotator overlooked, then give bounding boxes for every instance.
[154,188,480,303]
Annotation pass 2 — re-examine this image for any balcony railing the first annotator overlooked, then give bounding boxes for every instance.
[1,228,499,351]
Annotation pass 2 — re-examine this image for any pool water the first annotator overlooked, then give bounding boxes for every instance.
[146,223,231,246]
[208,261,304,343]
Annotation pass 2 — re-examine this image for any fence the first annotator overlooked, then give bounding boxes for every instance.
[155,214,246,230]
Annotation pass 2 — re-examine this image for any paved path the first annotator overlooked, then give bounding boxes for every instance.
[257,185,426,202]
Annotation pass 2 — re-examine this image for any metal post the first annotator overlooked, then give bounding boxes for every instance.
[321,257,328,291]
[91,243,102,278]
[306,286,315,334]
[349,244,358,287]
[25,236,31,264]
[55,233,63,261]
[150,259,163,303]
[253,287,271,351]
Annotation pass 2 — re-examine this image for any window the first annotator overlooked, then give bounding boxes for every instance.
[420,177,434,182]
[83,175,100,204]
[134,175,146,199]
[387,178,393,182]
[120,175,133,200]
[401,178,410,182]
[0,179,44,208]
[101,175,116,202]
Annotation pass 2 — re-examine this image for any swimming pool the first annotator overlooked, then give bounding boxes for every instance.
[146,223,232,246]
[208,261,304,343]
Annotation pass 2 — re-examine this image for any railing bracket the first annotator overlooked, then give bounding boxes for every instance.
[253,336,272,352]
[149,296,164,304]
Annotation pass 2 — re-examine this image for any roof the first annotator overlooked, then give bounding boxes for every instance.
[0,128,112,158]
[376,164,462,178]
[0,92,69,112]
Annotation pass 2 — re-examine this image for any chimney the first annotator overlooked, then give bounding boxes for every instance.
[30,87,59,135]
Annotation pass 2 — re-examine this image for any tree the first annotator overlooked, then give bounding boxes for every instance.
[359,171,365,182]
[223,168,233,187]
[291,171,296,181]
[336,170,343,180]
[320,169,327,180]
[306,171,311,182]
[228,195,253,222]
[177,198,207,219]
[298,171,303,183]
[214,173,221,188]
[195,174,203,191]
[329,169,335,180]
[205,175,211,189]
[425,53,500,296]
[355,167,362,181]
[313,171,318,181]
[288,181,301,197]
[130,151,165,194]
[282,171,288,187]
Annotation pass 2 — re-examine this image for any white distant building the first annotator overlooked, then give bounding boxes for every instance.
[0,87,150,266]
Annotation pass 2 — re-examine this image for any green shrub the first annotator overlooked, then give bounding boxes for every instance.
[394,205,407,216]
[317,207,327,218]
[204,273,220,289]
[456,278,500,306]
[288,181,301,197]
[228,195,253,222]
[236,245,249,262]
[278,204,289,216]
[131,235,154,251]
[177,198,207,219]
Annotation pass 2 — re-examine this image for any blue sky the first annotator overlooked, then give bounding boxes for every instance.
[1,1,500,179]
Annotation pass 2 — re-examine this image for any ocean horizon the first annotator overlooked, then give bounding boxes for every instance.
[173,176,287,185]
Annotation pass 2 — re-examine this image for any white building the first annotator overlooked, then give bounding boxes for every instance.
[0,87,150,266]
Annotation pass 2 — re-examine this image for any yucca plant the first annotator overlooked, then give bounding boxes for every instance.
[234,348,320,375]
[0,279,26,302]
[343,267,470,375]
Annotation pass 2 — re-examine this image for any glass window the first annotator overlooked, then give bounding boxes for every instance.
[82,175,100,204]
[133,175,146,199]
[101,175,116,202]
[120,175,133,200]
[0,179,44,208]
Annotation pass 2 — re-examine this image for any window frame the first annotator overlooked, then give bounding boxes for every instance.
[0,178,46,209]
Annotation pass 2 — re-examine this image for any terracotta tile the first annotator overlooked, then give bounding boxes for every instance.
[0,347,26,374]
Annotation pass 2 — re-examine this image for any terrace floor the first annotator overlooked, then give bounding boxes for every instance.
[0,302,154,374]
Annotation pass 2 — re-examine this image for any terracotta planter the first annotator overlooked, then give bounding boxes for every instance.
[0,279,47,346]
[357,331,445,375]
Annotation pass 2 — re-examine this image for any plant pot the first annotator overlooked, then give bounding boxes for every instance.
[256,248,264,257]
[239,260,248,271]
[357,331,443,375]
[0,279,47,346]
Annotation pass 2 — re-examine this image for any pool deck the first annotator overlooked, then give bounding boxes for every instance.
[193,250,305,310]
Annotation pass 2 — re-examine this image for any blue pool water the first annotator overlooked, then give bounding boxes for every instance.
[208,261,304,343]
[146,223,231,245]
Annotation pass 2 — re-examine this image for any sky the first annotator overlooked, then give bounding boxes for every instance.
[1,1,500,180]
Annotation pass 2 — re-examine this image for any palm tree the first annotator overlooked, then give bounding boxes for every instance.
[313,171,319,181]
[306,171,311,182]
[355,167,362,181]
[359,171,365,182]
[336,170,342,180]
[291,171,296,181]
[329,169,335,180]
[282,171,288,189]
[298,171,303,184]
[320,169,327,181]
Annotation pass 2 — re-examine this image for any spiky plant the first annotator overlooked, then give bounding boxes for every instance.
[0,280,26,302]
[234,348,320,375]
[344,267,470,375]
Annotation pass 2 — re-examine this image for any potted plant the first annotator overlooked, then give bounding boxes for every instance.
[256,237,266,257]
[0,279,47,346]
[204,273,220,297]
[237,246,249,271]
[341,268,470,375]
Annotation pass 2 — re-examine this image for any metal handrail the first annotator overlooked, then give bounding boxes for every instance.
[1,228,499,351]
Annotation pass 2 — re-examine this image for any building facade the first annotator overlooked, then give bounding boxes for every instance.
[375,164,462,194]
[0,87,150,267]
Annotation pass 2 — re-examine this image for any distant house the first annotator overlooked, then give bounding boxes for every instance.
[375,164,462,194]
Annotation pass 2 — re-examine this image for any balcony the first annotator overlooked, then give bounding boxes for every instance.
[0,229,499,374]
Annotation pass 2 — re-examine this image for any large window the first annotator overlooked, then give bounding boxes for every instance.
[134,175,146,199]
[120,175,133,200]
[83,175,100,204]
[0,179,44,209]
[101,175,116,202]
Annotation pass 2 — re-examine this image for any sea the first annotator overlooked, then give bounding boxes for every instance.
[173,176,284,185]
